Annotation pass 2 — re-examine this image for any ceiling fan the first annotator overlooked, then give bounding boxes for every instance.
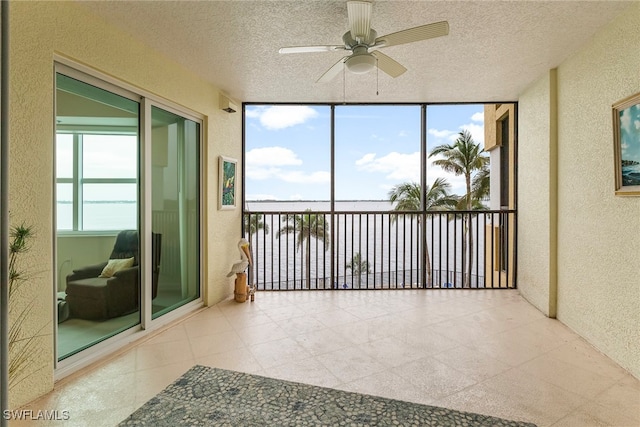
[278,1,449,83]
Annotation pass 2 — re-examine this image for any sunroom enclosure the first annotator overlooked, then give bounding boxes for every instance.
[243,104,516,291]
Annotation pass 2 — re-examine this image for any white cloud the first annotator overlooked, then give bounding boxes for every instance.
[247,106,319,130]
[471,111,484,122]
[355,151,420,181]
[428,128,456,139]
[460,122,485,146]
[246,193,277,201]
[398,130,409,137]
[429,110,486,146]
[246,147,302,167]
[620,108,631,132]
[279,170,330,184]
[247,167,330,184]
[621,141,629,154]
[426,158,467,195]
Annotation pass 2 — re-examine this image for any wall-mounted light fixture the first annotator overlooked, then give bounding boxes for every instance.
[219,94,237,113]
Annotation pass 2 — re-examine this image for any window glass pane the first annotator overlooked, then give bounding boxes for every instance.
[335,105,421,210]
[83,135,137,179]
[150,105,201,318]
[56,134,74,179]
[244,105,331,210]
[56,183,73,230]
[82,183,137,230]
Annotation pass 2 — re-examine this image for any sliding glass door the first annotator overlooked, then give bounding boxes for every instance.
[55,65,202,365]
[150,106,200,318]
[55,73,141,360]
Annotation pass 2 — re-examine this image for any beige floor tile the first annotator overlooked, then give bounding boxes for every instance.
[247,337,312,369]
[339,370,437,406]
[518,354,618,399]
[546,338,631,381]
[393,324,461,355]
[135,338,194,370]
[188,330,245,358]
[312,307,361,328]
[591,376,640,423]
[391,356,478,400]
[432,344,511,382]
[235,319,289,345]
[355,336,426,367]
[274,314,326,336]
[551,401,640,427]
[317,345,388,383]
[134,360,195,405]
[182,313,235,339]
[263,357,341,388]
[467,328,550,366]
[14,289,638,427]
[435,385,540,426]
[293,327,353,356]
[332,319,397,344]
[195,348,265,375]
[470,368,588,425]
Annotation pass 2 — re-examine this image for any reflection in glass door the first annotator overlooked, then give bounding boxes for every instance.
[55,72,140,360]
[150,106,200,318]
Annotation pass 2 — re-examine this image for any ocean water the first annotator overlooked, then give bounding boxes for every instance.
[244,200,492,289]
[622,164,640,186]
[57,202,137,231]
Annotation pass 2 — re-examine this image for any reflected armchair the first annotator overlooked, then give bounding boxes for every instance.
[65,230,161,320]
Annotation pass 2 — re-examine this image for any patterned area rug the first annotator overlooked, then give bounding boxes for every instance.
[120,365,537,426]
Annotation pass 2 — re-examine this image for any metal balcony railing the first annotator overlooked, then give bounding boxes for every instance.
[243,209,516,291]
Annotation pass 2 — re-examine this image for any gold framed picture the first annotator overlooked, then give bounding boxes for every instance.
[218,156,237,209]
[612,92,640,196]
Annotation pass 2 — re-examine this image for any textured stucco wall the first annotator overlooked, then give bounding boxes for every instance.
[520,3,639,378]
[9,1,241,407]
[517,71,556,317]
[555,3,640,378]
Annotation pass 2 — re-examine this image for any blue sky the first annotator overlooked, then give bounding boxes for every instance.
[245,104,485,201]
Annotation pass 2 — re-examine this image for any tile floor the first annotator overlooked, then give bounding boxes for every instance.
[13,289,640,426]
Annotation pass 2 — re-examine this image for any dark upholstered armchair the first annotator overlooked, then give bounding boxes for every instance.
[65,230,161,320]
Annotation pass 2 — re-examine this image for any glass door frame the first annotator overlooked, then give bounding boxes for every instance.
[54,59,204,379]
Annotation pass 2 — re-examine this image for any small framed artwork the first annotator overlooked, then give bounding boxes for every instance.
[613,92,640,196]
[218,156,237,209]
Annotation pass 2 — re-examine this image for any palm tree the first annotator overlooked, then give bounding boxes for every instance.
[244,213,269,243]
[244,213,269,280]
[472,163,491,207]
[388,178,457,287]
[277,209,329,288]
[429,129,489,287]
[345,252,371,288]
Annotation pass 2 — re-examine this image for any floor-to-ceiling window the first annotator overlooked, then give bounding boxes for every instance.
[244,103,516,290]
[54,65,202,364]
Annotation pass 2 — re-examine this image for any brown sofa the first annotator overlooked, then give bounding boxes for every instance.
[65,230,161,320]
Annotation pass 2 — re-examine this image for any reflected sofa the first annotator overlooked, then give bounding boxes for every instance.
[65,230,161,320]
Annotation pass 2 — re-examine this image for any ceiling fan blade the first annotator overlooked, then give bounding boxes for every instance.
[316,57,347,83]
[347,1,373,43]
[371,51,406,78]
[279,45,344,54]
[375,21,449,48]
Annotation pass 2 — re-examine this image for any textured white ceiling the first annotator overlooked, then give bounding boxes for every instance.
[78,0,632,104]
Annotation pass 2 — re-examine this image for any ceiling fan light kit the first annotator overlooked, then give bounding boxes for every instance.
[345,50,376,74]
[278,0,449,82]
